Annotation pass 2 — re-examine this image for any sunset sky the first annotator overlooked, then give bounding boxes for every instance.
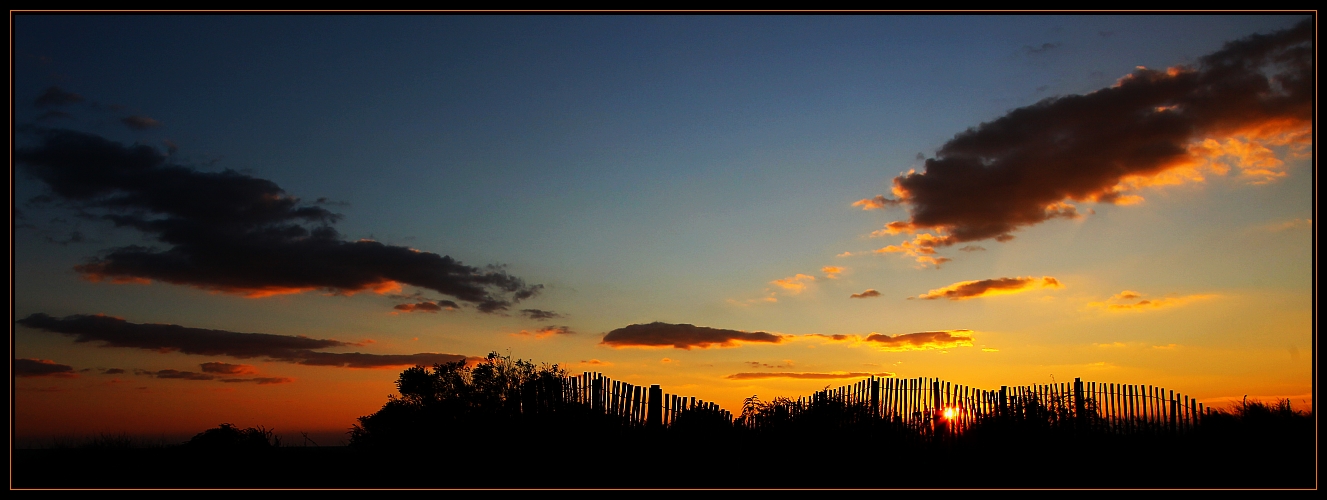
[12,14,1314,445]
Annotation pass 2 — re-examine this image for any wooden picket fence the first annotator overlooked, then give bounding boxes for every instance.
[536,373,1206,438]
[752,376,1211,437]
[559,372,732,428]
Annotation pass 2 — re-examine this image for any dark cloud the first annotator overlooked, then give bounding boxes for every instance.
[14,129,541,312]
[140,369,214,381]
[520,309,563,320]
[219,377,293,385]
[601,322,785,350]
[744,361,793,369]
[135,368,292,384]
[917,276,1061,300]
[200,362,258,375]
[867,20,1312,259]
[513,325,574,338]
[293,351,468,368]
[120,115,161,130]
[394,301,452,313]
[1023,42,1062,55]
[17,313,467,369]
[538,325,573,336]
[15,358,78,378]
[103,368,126,374]
[849,289,881,299]
[864,330,974,351]
[34,86,84,107]
[726,371,894,380]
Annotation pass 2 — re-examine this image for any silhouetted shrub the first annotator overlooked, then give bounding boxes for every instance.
[185,423,278,450]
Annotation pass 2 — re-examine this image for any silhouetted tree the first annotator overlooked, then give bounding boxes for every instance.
[349,352,568,448]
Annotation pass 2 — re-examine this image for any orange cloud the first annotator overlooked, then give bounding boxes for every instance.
[916,276,1062,300]
[873,233,954,268]
[770,274,816,293]
[851,195,902,210]
[821,266,845,279]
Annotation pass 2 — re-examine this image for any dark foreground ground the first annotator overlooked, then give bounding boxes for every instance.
[13,427,1316,489]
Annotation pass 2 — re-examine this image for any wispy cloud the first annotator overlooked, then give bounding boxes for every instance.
[915,276,1061,300]
[513,325,574,339]
[849,289,881,299]
[1260,218,1312,232]
[199,362,258,375]
[821,266,845,279]
[770,274,816,294]
[1023,42,1062,55]
[520,309,564,320]
[851,195,903,210]
[1089,291,1216,312]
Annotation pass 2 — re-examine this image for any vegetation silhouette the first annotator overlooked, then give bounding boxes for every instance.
[349,352,594,450]
[186,423,280,450]
[12,359,1314,488]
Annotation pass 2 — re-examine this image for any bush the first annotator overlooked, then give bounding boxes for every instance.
[185,423,279,450]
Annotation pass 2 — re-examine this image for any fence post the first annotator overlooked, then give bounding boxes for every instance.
[999,386,1008,418]
[1074,378,1085,428]
[648,385,662,428]
[871,378,881,418]
[593,375,603,413]
[932,380,941,421]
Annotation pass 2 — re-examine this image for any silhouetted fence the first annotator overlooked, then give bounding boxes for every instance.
[739,376,1210,438]
[506,370,1209,438]
[560,372,732,428]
